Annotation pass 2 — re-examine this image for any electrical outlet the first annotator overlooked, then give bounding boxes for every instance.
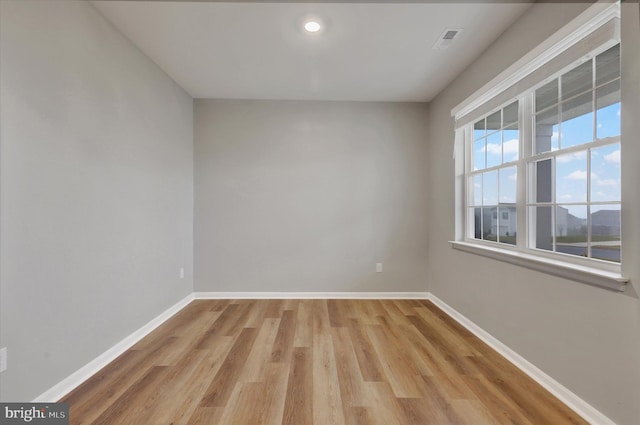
[0,347,7,373]
[376,263,383,273]
[179,267,185,279]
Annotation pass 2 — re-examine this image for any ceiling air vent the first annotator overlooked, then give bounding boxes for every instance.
[433,29,463,50]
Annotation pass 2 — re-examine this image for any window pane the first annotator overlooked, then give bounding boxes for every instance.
[561,93,593,148]
[590,205,621,263]
[484,206,498,242]
[556,205,587,257]
[499,166,517,204]
[473,138,486,170]
[502,125,519,163]
[497,207,517,245]
[556,151,587,203]
[561,61,592,100]
[486,110,501,133]
[503,101,518,126]
[534,159,553,203]
[596,44,620,87]
[535,106,559,154]
[482,170,498,205]
[532,206,553,251]
[536,79,558,113]
[474,119,486,140]
[486,131,501,168]
[472,207,482,240]
[472,174,483,206]
[591,144,621,202]
[596,80,621,139]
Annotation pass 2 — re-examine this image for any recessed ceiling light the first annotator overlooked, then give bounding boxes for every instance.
[304,20,321,33]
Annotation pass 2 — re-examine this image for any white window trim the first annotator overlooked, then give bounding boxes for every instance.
[452,0,620,123]
[450,241,627,292]
[451,0,629,292]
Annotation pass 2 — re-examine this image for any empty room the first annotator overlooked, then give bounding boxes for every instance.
[1,0,638,424]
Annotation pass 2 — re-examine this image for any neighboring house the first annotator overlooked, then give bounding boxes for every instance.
[490,203,517,237]
[591,209,621,236]
[556,206,587,237]
[473,204,517,239]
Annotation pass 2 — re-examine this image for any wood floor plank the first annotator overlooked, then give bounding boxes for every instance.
[199,327,259,407]
[312,334,346,425]
[194,303,241,349]
[366,324,427,397]
[271,310,296,363]
[244,299,270,328]
[394,321,477,400]
[63,350,150,424]
[62,299,589,425]
[331,327,367,410]
[166,339,237,425]
[346,318,386,382]
[379,300,414,326]
[451,399,501,425]
[363,382,412,425]
[311,299,331,336]
[412,306,480,357]
[263,299,286,319]
[346,406,374,425]
[261,362,291,425]
[327,299,349,328]
[186,407,223,425]
[136,348,211,424]
[90,366,171,425]
[462,374,537,425]
[282,347,313,425]
[238,317,281,383]
[293,299,313,348]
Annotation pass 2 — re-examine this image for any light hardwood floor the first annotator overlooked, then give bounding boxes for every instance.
[62,299,588,425]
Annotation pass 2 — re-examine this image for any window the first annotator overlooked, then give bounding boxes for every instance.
[452,1,627,290]
[465,45,620,263]
[468,101,519,246]
[529,44,621,263]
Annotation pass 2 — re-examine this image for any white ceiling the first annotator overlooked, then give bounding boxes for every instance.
[92,1,533,102]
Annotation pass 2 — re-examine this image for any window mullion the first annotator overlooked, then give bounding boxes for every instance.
[518,94,532,250]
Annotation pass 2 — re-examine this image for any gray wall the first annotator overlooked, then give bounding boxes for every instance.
[426,3,640,425]
[0,1,194,401]
[195,100,429,293]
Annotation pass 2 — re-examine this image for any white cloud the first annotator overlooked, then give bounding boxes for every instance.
[566,170,598,181]
[484,143,501,155]
[556,151,587,163]
[604,149,620,164]
[566,170,587,180]
[508,173,517,181]
[481,139,518,159]
[560,194,573,201]
[596,178,619,187]
[503,139,519,155]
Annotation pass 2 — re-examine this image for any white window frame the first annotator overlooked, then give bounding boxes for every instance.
[450,1,628,292]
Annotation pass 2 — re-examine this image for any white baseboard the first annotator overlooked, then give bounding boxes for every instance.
[194,291,430,300]
[426,293,616,425]
[33,293,195,402]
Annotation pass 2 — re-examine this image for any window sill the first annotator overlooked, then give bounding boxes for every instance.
[450,241,629,292]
